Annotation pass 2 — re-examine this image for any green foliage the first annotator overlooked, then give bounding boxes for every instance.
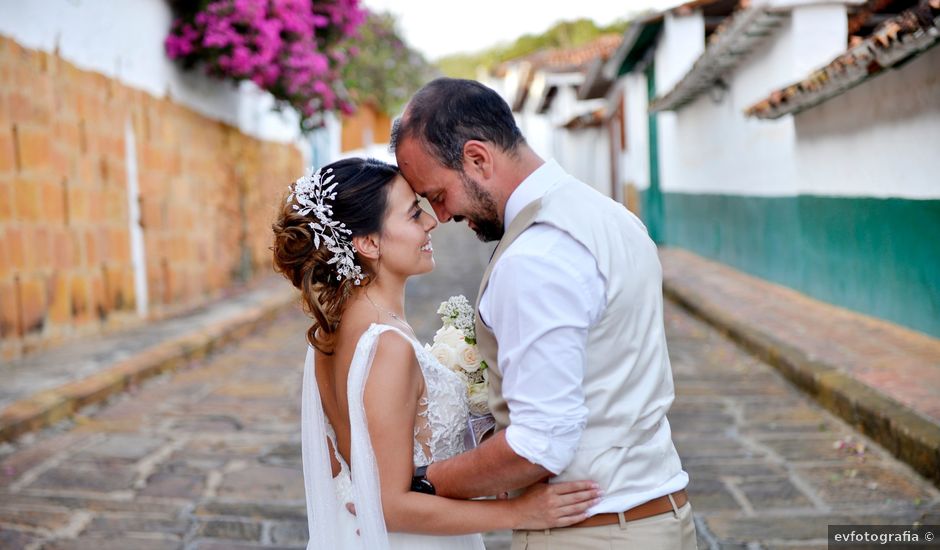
[436,17,631,79]
[342,10,438,116]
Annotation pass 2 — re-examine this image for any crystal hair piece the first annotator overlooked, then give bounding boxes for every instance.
[287,167,363,285]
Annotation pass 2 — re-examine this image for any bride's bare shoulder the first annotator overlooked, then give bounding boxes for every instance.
[334,299,412,358]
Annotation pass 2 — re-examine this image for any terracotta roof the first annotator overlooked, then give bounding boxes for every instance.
[745,0,940,119]
[562,107,606,129]
[504,35,623,111]
[500,34,623,75]
[649,6,786,112]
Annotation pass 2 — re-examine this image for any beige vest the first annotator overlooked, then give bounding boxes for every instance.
[474,177,684,494]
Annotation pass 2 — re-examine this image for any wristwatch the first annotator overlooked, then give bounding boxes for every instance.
[411,465,436,495]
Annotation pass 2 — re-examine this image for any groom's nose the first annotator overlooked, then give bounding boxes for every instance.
[431,203,452,223]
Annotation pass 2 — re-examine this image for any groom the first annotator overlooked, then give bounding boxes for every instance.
[392,78,696,549]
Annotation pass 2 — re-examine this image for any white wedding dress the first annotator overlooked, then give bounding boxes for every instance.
[302,323,486,549]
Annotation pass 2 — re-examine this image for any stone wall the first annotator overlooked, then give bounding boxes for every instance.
[0,36,303,360]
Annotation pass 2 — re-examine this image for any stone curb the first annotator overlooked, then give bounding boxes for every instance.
[663,280,940,488]
[0,287,299,444]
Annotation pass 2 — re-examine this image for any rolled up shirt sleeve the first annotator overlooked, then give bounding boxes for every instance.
[481,225,605,474]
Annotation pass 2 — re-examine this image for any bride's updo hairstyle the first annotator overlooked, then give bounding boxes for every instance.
[272,157,399,353]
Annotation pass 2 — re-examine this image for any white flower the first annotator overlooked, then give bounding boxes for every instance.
[433,325,466,349]
[456,342,481,373]
[468,383,489,415]
[437,295,476,341]
[429,342,459,370]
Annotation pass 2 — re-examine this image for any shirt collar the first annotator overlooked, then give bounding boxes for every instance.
[503,159,567,231]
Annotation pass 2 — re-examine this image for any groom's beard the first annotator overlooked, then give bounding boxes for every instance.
[457,171,504,242]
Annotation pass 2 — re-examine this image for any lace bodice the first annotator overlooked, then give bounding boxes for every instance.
[412,335,471,466]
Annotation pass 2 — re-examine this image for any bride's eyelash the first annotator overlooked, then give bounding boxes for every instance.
[411,209,422,220]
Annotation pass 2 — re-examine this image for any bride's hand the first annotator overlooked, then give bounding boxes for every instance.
[510,481,601,530]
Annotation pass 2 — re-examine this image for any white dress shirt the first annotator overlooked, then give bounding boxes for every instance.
[478,160,606,474]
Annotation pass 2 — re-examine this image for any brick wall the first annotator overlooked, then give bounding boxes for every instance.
[340,103,392,152]
[0,36,303,361]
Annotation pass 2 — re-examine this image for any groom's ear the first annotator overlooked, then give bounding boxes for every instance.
[352,233,381,262]
[462,140,493,179]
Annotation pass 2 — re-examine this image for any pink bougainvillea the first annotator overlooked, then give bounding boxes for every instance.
[165,0,366,129]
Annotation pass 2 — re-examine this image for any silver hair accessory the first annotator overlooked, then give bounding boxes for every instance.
[287,167,363,285]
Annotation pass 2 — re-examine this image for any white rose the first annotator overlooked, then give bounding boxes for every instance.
[456,342,481,373]
[430,342,459,370]
[468,383,490,415]
[434,325,466,349]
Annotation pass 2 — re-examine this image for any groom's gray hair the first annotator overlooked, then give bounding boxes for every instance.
[390,78,525,171]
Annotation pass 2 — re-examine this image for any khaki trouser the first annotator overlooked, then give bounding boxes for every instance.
[511,502,698,550]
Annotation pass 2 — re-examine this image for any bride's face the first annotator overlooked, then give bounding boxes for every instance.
[378,175,438,277]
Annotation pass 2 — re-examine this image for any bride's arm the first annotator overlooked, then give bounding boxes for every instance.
[364,332,599,535]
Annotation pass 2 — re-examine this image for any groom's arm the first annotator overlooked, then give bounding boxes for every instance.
[430,241,605,498]
[426,430,552,499]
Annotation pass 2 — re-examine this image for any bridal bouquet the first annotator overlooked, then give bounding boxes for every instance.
[426,295,495,447]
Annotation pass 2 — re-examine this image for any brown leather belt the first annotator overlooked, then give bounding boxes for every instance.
[568,489,688,528]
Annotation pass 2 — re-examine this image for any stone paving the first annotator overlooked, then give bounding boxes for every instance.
[665,301,940,549]
[0,223,938,548]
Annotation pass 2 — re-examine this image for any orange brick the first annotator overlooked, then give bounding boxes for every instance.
[32,226,53,269]
[0,179,12,221]
[41,180,65,223]
[0,232,8,280]
[68,185,88,223]
[53,119,80,151]
[70,273,90,323]
[0,278,18,338]
[5,226,24,268]
[10,86,52,127]
[16,125,53,172]
[87,188,103,221]
[119,267,136,311]
[49,147,69,178]
[110,227,129,263]
[141,197,161,230]
[12,176,39,220]
[76,155,95,185]
[103,134,124,160]
[96,226,110,259]
[8,92,30,124]
[18,275,46,334]
[106,189,125,221]
[0,131,15,174]
[90,272,106,318]
[84,228,97,265]
[47,272,71,324]
[52,227,74,270]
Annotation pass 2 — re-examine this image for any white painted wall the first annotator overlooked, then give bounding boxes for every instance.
[516,107,554,161]
[791,44,940,199]
[654,10,706,197]
[656,11,705,94]
[555,126,609,193]
[789,4,850,76]
[0,0,313,150]
[645,3,940,200]
[546,84,610,188]
[622,73,651,191]
[659,20,803,197]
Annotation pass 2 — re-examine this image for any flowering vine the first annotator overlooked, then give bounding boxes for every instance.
[165,0,366,130]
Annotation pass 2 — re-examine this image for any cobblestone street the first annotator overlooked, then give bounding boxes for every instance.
[1,222,937,549]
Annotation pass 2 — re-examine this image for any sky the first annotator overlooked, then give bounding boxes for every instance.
[360,0,679,61]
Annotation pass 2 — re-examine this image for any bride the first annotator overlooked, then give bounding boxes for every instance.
[272,157,601,549]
